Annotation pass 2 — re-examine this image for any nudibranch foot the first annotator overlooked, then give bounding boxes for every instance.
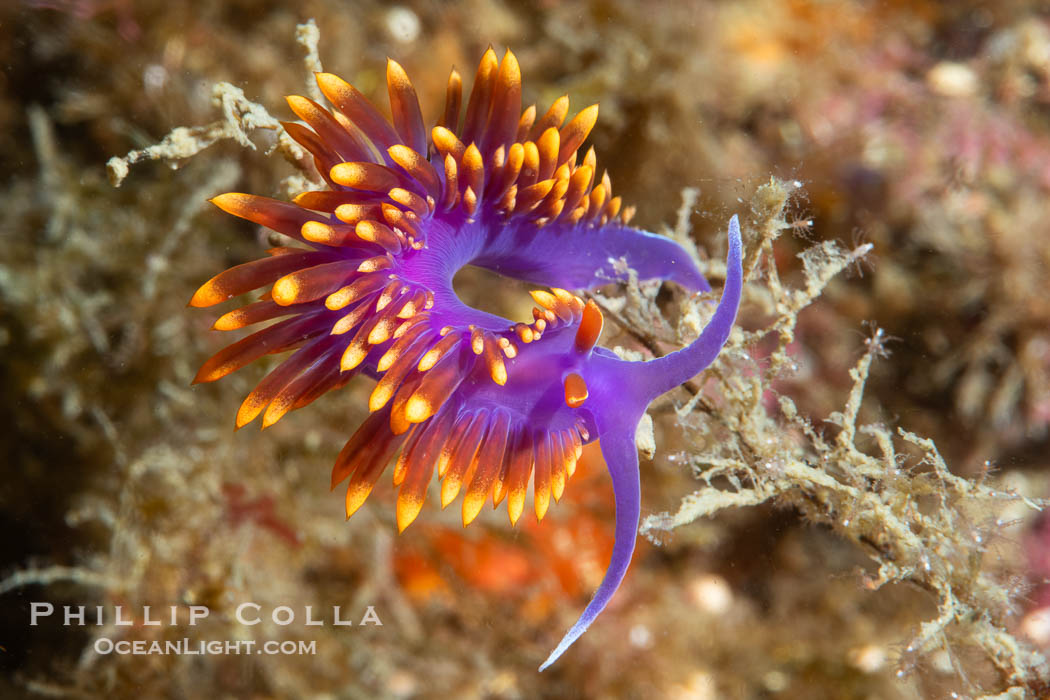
[191,48,744,671]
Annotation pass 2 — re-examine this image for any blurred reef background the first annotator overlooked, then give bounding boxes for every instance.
[4,0,1050,698]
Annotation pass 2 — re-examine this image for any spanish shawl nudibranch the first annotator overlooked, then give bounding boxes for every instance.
[190,48,742,670]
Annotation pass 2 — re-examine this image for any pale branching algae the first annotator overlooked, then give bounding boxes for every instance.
[190,48,742,670]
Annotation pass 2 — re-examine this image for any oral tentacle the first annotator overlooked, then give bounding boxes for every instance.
[538,414,642,672]
[632,215,743,401]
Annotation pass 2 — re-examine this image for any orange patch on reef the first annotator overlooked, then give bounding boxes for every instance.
[393,549,452,604]
[391,443,619,618]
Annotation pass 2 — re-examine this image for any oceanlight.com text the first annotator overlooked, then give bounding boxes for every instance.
[93,638,317,656]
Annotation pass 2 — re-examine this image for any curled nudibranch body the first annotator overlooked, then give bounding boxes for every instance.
[191,48,743,670]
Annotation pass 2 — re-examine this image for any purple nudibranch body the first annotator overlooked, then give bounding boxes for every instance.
[189,48,743,670]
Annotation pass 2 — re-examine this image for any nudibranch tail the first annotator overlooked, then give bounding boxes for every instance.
[191,47,743,672]
[538,214,743,671]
